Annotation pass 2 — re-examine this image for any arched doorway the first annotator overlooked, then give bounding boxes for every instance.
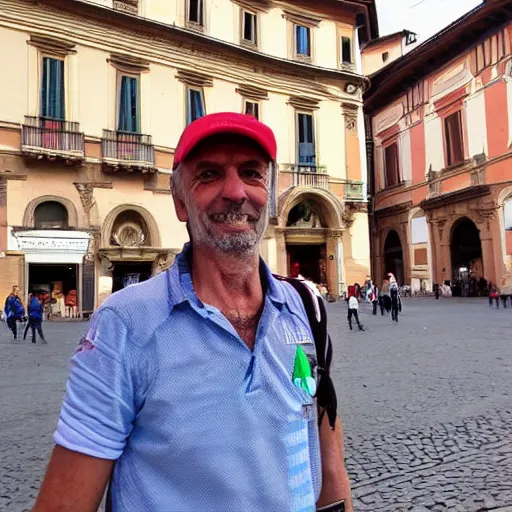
[384,230,404,285]
[108,209,154,293]
[450,217,483,296]
[286,200,327,284]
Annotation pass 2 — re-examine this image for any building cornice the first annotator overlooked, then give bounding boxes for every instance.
[28,0,367,87]
[420,185,491,211]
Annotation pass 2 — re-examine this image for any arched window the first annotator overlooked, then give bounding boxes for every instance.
[504,197,512,231]
[110,210,150,247]
[34,201,68,229]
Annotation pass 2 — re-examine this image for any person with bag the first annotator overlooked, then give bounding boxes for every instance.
[4,285,25,340]
[23,292,47,344]
[35,113,352,512]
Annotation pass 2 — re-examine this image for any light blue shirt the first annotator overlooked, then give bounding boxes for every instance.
[54,245,322,511]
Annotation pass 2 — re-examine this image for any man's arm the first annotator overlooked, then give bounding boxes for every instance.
[317,415,353,512]
[33,446,114,512]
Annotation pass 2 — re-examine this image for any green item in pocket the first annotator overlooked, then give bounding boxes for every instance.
[292,345,316,397]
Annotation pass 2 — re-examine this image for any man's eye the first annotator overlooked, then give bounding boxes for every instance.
[242,169,264,180]
[198,170,219,182]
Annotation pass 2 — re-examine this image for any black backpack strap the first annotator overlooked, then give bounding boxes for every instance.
[274,276,338,430]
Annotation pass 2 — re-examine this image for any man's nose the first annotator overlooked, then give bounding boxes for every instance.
[221,169,249,203]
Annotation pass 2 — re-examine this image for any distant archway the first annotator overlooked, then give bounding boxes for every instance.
[384,230,404,285]
[450,217,483,295]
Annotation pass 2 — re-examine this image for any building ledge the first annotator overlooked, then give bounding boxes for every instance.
[21,145,85,163]
[102,158,156,173]
[420,185,491,211]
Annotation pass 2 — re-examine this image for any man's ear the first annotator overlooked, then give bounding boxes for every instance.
[172,189,188,223]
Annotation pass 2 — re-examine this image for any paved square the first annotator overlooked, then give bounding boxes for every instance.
[0,297,511,511]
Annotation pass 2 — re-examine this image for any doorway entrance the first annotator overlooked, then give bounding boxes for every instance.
[112,262,153,293]
[450,218,483,296]
[28,263,78,318]
[383,230,404,285]
[287,244,326,284]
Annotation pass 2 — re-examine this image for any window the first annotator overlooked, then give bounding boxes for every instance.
[295,25,311,57]
[384,143,400,187]
[382,51,389,63]
[188,0,203,25]
[244,101,259,120]
[297,113,315,165]
[242,11,257,45]
[504,199,512,231]
[341,36,352,64]
[411,216,428,244]
[118,75,140,133]
[444,111,464,166]
[34,201,68,229]
[186,88,205,125]
[41,57,65,120]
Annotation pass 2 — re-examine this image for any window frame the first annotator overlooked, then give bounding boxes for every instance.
[186,87,206,125]
[443,110,465,167]
[241,9,258,46]
[243,99,260,120]
[296,111,316,167]
[186,0,204,27]
[383,142,400,188]
[116,72,141,134]
[40,55,66,121]
[294,24,311,59]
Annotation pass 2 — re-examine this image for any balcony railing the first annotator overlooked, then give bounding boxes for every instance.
[21,116,85,161]
[280,163,329,189]
[344,180,365,201]
[101,130,155,172]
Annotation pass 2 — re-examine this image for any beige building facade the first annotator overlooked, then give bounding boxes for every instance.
[0,0,377,315]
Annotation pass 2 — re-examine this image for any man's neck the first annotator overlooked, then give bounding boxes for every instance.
[190,245,264,349]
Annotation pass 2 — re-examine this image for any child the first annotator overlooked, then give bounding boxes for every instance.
[347,289,364,331]
[489,284,499,308]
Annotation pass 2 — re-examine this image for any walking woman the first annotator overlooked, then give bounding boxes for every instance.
[23,292,47,344]
[4,285,25,340]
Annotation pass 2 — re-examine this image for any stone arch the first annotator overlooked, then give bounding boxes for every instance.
[449,216,483,290]
[382,228,405,285]
[23,195,79,228]
[278,188,343,229]
[101,204,161,248]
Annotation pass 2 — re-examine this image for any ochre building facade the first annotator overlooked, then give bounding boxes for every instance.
[0,0,378,314]
[364,0,512,296]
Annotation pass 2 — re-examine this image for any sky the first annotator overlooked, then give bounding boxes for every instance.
[376,0,483,42]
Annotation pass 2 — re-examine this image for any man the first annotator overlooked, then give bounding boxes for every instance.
[4,285,25,340]
[34,113,353,512]
[23,291,47,344]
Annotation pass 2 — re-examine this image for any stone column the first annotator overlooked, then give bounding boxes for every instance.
[341,103,362,182]
[274,228,287,276]
[326,230,344,299]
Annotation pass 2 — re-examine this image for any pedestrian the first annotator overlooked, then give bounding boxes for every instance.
[34,113,353,512]
[364,275,372,303]
[489,284,499,308]
[389,273,400,322]
[4,285,25,340]
[370,284,379,316]
[347,288,364,331]
[433,283,440,300]
[23,291,47,344]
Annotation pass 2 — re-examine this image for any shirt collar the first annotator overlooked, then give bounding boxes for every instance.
[166,243,287,311]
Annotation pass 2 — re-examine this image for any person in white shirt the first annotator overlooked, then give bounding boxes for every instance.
[347,293,364,331]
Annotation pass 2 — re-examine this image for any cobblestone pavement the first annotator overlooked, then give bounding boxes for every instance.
[1,297,511,511]
[327,297,512,511]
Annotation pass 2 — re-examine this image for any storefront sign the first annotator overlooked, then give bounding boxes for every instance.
[12,230,91,255]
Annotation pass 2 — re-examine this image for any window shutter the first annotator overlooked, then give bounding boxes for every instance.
[385,143,399,186]
[445,112,464,166]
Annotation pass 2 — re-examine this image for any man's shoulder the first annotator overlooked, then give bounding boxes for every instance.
[96,270,172,344]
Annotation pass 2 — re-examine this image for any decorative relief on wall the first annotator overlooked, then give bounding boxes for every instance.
[74,183,95,216]
[342,103,358,131]
[176,70,214,87]
[28,34,76,55]
[431,60,473,101]
[110,210,150,247]
[108,53,150,73]
[113,0,138,15]
[374,103,403,135]
[236,84,269,101]
[288,96,320,110]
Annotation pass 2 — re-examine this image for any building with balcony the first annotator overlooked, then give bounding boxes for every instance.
[0,0,377,313]
[363,0,512,295]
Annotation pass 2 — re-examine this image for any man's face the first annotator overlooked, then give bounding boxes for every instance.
[173,137,270,256]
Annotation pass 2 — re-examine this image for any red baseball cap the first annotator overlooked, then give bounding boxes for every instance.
[172,112,277,169]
